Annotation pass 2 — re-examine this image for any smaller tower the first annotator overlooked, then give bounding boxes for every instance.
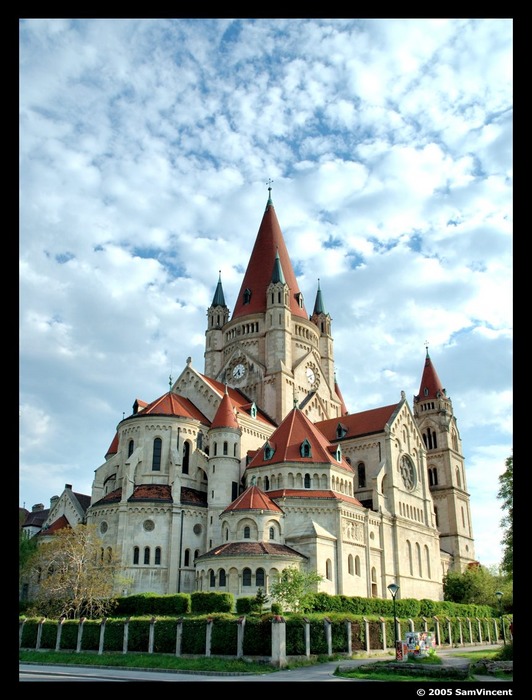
[207,387,242,549]
[413,346,476,571]
[205,271,230,378]
[310,279,335,389]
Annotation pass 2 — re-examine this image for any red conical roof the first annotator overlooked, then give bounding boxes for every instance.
[416,349,445,400]
[211,386,240,429]
[222,484,283,514]
[231,195,308,320]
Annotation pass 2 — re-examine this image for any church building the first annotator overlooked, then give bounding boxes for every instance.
[79,188,477,601]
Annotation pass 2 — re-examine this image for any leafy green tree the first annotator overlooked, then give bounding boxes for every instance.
[19,520,38,577]
[24,523,130,618]
[270,566,323,613]
[497,452,513,578]
[443,563,512,609]
[253,588,269,614]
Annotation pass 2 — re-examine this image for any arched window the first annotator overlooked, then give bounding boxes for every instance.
[407,540,413,576]
[256,568,265,587]
[210,570,216,587]
[416,542,422,576]
[371,567,377,597]
[197,432,203,450]
[456,467,462,488]
[223,441,228,455]
[265,475,270,490]
[434,506,439,528]
[326,559,332,580]
[194,549,200,560]
[300,439,311,458]
[133,547,139,565]
[355,555,361,576]
[184,549,190,566]
[182,441,190,473]
[357,463,366,488]
[243,288,252,304]
[304,473,311,488]
[128,439,134,457]
[152,438,162,471]
[243,568,252,586]
[144,547,150,565]
[348,554,353,575]
[219,569,226,586]
[428,467,438,486]
[269,526,274,540]
[425,545,431,579]
[244,526,250,539]
[155,547,161,565]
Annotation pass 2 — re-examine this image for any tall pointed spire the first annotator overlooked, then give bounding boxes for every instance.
[312,279,326,315]
[231,185,307,321]
[415,345,446,401]
[211,270,226,307]
[271,248,286,284]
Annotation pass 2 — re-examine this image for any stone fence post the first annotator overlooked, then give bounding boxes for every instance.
[123,616,130,654]
[56,616,66,651]
[270,615,287,668]
[98,618,107,655]
[323,617,332,656]
[237,616,245,658]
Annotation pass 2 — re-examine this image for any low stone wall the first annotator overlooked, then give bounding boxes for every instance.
[471,660,513,676]
[340,662,469,679]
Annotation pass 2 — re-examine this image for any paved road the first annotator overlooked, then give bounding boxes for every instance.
[19,644,512,684]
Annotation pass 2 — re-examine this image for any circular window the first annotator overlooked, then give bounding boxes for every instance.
[193,523,202,535]
[143,519,155,532]
[100,521,108,534]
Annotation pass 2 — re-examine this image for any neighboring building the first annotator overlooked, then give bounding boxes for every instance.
[24,189,477,602]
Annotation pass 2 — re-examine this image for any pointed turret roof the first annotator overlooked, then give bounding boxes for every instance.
[211,385,240,429]
[222,484,283,514]
[211,270,227,307]
[246,405,353,471]
[312,279,327,315]
[231,189,307,320]
[271,249,286,284]
[415,347,446,401]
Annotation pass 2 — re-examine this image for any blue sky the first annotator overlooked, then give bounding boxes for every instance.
[19,18,512,570]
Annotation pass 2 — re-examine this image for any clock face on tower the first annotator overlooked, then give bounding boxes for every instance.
[306,367,316,384]
[232,363,246,380]
[400,455,416,491]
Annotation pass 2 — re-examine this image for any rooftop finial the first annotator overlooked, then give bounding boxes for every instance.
[266,178,274,208]
[424,340,430,357]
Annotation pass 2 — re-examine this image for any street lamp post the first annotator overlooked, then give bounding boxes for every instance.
[496,591,506,645]
[387,582,400,659]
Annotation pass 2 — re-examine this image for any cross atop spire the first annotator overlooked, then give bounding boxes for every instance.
[266,178,274,207]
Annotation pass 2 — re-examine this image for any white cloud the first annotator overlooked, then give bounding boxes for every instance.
[19,18,512,570]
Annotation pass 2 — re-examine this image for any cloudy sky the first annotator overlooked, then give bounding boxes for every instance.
[19,18,512,570]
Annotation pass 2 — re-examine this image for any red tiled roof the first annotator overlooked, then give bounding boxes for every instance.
[222,485,283,514]
[211,387,240,429]
[37,514,71,536]
[315,403,400,441]
[247,406,353,471]
[201,375,276,427]
[137,392,210,423]
[196,541,307,560]
[128,484,173,502]
[231,198,308,321]
[106,432,119,457]
[92,485,208,508]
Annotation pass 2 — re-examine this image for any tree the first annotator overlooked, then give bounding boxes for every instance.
[443,563,513,610]
[253,588,269,614]
[24,523,129,618]
[270,566,323,613]
[497,452,513,578]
